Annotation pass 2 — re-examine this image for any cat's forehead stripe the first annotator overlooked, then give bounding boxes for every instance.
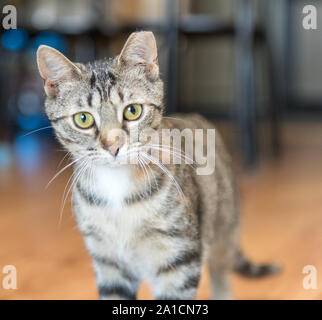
[87,93,93,107]
[117,88,124,102]
[90,72,96,88]
[96,86,103,103]
[109,85,123,106]
[108,71,116,84]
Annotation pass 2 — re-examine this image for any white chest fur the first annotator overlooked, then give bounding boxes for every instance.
[74,164,174,278]
[91,165,133,208]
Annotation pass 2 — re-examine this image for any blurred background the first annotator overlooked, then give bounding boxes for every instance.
[1,0,322,299]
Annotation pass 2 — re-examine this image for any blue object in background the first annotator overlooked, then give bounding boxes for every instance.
[31,31,67,54]
[1,29,67,53]
[13,134,43,173]
[1,29,28,50]
[17,113,49,131]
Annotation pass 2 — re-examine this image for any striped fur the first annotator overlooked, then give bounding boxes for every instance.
[37,32,278,300]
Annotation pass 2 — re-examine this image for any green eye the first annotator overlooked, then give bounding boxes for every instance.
[73,112,95,129]
[123,104,142,121]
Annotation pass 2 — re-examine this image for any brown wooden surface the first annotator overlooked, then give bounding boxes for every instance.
[0,121,322,299]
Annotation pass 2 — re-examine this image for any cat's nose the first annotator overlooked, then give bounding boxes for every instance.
[100,131,124,157]
[104,143,120,157]
[99,128,126,157]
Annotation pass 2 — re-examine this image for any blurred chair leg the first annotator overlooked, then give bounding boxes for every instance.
[267,52,281,158]
[165,0,179,115]
[264,1,284,158]
[235,0,257,168]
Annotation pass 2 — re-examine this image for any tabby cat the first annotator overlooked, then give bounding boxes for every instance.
[37,31,278,300]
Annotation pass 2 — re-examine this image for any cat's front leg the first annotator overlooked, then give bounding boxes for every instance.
[92,253,140,300]
[152,249,202,300]
[82,228,139,300]
[75,202,140,299]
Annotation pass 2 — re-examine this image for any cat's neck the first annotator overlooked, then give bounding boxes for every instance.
[78,163,156,209]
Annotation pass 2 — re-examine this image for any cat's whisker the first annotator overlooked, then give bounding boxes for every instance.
[60,160,83,214]
[59,160,84,217]
[145,145,196,170]
[21,126,53,137]
[77,155,102,208]
[56,151,72,170]
[123,147,141,164]
[163,116,184,122]
[59,158,90,224]
[148,143,194,158]
[145,143,194,160]
[136,159,146,202]
[140,154,159,193]
[140,151,185,200]
[147,144,195,165]
[149,147,194,165]
[46,155,87,190]
[139,156,152,196]
[89,159,99,206]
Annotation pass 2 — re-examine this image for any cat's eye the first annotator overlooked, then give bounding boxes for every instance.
[73,112,95,129]
[123,104,142,121]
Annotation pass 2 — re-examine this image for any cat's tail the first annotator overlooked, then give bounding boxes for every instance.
[234,250,281,278]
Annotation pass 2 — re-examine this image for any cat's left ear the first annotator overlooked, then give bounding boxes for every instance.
[117,31,159,81]
[37,45,82,98]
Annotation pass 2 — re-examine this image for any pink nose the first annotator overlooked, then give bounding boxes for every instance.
[100,127,126,157]
[101,134,125,157]
[104,143,120,157]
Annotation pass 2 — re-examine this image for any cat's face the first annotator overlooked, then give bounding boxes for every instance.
[37,31,164,166]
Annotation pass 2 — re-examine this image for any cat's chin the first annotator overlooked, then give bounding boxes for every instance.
[93,157,129,169]
[105,162,127,168]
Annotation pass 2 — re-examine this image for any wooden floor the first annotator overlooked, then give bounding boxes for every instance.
[1,121,322,300]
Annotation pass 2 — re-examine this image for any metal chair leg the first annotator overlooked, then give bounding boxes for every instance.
[235,0,257,168]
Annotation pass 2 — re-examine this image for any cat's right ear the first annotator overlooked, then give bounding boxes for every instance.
[117,31,159,81]
[36,45,82,98]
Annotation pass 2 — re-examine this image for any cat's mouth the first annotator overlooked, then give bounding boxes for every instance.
[83,145,144,168]
[91,153,135,168]
[93,156,124,167]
